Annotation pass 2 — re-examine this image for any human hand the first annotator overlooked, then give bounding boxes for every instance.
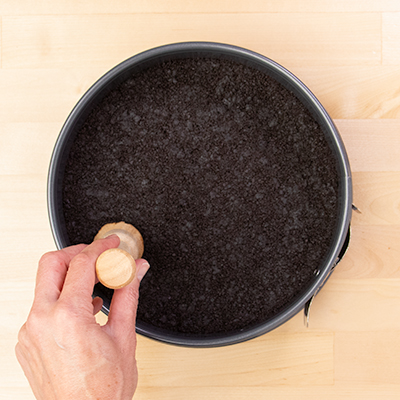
[15,236,150,400]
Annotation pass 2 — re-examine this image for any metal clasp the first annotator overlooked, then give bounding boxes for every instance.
[303,220,353,327]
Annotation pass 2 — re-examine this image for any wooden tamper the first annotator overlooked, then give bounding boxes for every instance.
[94,221,144,289]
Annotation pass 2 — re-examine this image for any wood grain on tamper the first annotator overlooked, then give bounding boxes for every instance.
[94,221,144,289]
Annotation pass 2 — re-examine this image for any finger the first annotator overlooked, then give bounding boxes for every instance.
[60,235,120,305]
[17,322,27,347]
[106,259,150,341]
[136,259,151,283]
[34,244,87,306]
[15,341,33,379]
[15,324,34,379]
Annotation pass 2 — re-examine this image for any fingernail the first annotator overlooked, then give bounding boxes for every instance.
[104,234,119,240]
[137,262,150,282]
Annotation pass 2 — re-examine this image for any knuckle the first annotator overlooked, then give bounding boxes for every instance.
[70,252,91,268]
[53,307,73,331]
[54,301,72,322]
[25,310,42,332]
[17,323,27,344]
[22,311,45,343]
[54,300,83,327]
[15,341,23,359]
[38,251,58,266]
[15,341,29,367]
[37,251,65,279]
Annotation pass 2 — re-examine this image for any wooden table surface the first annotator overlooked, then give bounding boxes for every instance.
[1,1,400,399]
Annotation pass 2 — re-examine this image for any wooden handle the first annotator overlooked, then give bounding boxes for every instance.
[94,222,144,289]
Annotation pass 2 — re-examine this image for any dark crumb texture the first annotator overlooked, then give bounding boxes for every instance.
[62,57,340,335]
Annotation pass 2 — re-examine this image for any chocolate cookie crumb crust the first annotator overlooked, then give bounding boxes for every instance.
[62,57,340,335]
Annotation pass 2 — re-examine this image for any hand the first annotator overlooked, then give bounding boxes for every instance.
[15,236,150,400]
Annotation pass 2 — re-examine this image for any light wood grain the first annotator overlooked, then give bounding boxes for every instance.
[132,385,400,400]
[351,172,400,224]
[0,69,102,123]
[383,12,400,65]
[293,67,400,119]
[0,175,54,281]
[306,278,400,331]
[336,119,400,172]
[1,2,400,399]
[335,331,400,386]
[4,383,400,400]
[2,13,381,69]
[1,0,400,14]
[0,123,60,174]
[333,225,400,279]
[137,332,334,387]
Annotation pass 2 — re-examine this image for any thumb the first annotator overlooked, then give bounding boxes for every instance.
[106,259,150,341]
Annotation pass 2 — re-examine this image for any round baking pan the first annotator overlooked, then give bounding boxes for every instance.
[48,42,352,347]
